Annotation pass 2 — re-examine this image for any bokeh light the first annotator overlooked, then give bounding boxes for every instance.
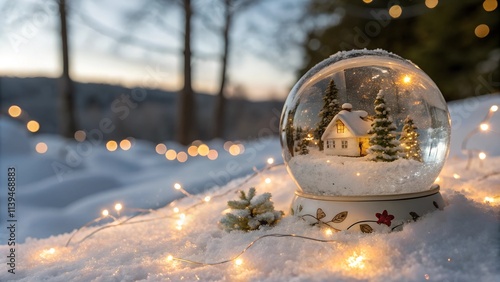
[474,24,490,38]
[156,144,167,155]
[198,144,209,156]
[106,140,118,152]
[35,142,48,154]
[207,149,218,160]
[74,130,86,142]
[166,149,177,160]
[177,151,188,162]
[8,105,22,117]
[389,5,402,18]
[27,120,40,132]
[120,139,132,150]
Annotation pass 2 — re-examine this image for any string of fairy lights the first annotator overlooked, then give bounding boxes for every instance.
[3,101,499,270]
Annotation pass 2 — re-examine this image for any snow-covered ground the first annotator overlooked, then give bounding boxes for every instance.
[0,94,499,281]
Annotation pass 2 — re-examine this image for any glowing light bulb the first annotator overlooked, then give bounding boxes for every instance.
[166,255,173,261]
[102,209,109,217]
[235,258,243,266]
[114,203,123,211]
[478,152,486,160]
[325,229,333,235]
[265,178,271,184]
[204,196,211,202]
[174,183,182,190]
[480,123,489,131]
[173,207,180,213]
[356,172,360,176]
[453,173,460,179]
[403,75,411,83]
[347,252,365,269]
[267,158,274,165]
[491,105,498,112]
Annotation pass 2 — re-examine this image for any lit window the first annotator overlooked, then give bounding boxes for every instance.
[342,140,348,149]
[337,121,345,133]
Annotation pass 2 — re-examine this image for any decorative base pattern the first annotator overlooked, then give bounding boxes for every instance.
[291,185,445,233]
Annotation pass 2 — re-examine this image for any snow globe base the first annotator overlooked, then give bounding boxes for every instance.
[290,184,445,233]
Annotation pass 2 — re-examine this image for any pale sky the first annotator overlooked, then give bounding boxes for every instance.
[0,0,306,101]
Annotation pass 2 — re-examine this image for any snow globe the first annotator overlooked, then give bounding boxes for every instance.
[280,49,450,232]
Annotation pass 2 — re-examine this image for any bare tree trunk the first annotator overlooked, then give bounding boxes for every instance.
[213,0,232,139]
[58,0,76,138]
[177,0,196,145]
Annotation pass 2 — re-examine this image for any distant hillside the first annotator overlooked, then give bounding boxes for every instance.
[0,77,284,142]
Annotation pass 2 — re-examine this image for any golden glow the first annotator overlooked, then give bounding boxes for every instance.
[389,5,402,18]
[484,196,495,203]
[174,183,182,190]
[347,252,365,269]
[35,142,48,154]
[403,75,411,83]
[229,145,241,156]
[265,178,271,184]
[491,105,498,112]
[356,172,361,176]
[120,139,132,151]
[453,173,460,179]
[435,176,440,182]
[363,0,372,3]
[235,258,243,266]
[156,144,167,154]
[204,196,211,202]
[207,149,218,160]
[173,207,180,213]
[27,120,40,132]
[102,209,109,217]
[177,151,188,163]
[8,105,22,117]
[425,0,438,9]
[188,145,198,156]
[478,152,486,160]
[40,248,56,259]
[106,140,118,151]
[267,158,274,165]
[475,24,490,38]
[480,123,489,131]
[74,130,86,142]
[483,0,498,11]
[165,149,177,160]
[114,203,123,211]
[198,144,209,156]
[325,229,333,235]
[166,255,173,262]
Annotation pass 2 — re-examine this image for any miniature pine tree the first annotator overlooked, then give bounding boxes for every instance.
[399,116,423,162]
[219,187,284,232]
[299,138,309,155]
[367,91,401,162]
[315,78,341,150]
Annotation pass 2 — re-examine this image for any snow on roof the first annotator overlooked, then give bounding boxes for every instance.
[321,109,371,140]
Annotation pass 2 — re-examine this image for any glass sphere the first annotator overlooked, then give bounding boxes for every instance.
[280,50,450,196]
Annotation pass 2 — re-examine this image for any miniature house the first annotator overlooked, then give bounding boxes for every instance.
[321,103,372,157]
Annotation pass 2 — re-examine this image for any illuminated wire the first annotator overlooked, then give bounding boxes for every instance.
[169,233,338,266]
[66,163,285,247]
[461,104,498,169]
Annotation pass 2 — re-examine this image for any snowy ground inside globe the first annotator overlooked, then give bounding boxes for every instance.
[0,95,499,281]
[288,151,438,196]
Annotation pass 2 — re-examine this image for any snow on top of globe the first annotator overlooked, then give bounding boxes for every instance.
[280,49,450,196]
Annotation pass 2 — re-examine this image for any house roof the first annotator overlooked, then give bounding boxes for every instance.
[321,110,372,140]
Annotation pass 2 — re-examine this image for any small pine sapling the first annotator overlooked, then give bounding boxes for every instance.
[367,91,402,162]
[399,116,423,162]
[219,187,284,232]
[315,78,341,150]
